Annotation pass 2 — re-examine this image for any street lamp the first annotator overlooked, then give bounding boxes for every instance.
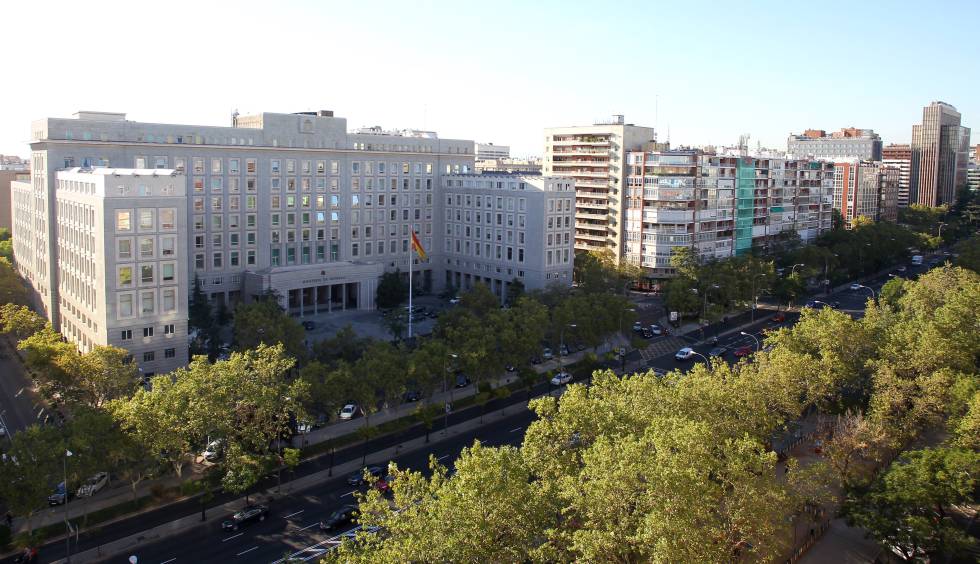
[938,222,947,240]
[823,253,838,295]
[691,350,710,364]
[855,284,876,301]
[64,447,73,563]
[558,324,576,376]
[751,273,766,323]
[700,284,719,339]
[740,331,761,352]
[443,353,458,435]
[790,263,805,275]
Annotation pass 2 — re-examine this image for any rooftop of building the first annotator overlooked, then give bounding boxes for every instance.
[58,167,181,177]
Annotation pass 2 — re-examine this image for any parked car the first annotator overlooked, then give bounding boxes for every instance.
[202,439,225,462]
[649,324,664,336]
[375,474,394,493]
[550,372,572,386]
[849,283,862,291]
[559,344,569,357]
[76,472,109,498]
[733,345,753,358]
[674,347,695,361]
[347,466,384,486]
[455,374,471,388]
[505,364,516,372]
[771,312,785,322]
[295,420,313,434]
[403,389,422,403]
[449,297,461,305]
[542,348,553,360]
[708,346,728,357]
[302,320,316,331]
[632,321,643,332]
[221,504,269,531]
[641,328,653,339]
[320,505,357,531]
[339,403,358,420]
[47,482,69,506]
[529,356,542,365]
[0,423,6,437]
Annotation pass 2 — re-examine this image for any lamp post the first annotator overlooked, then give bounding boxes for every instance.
[855,284,876,301]
[700,284,719,340]
[740,331,761,352]
[790,263,805,275]
[823,253,838,295]
[443,353,457,435]
[558,324,576,376]
[938,222,947,240]
[691,350,710,364]
[64,448,73,563]
[751,273,766,323]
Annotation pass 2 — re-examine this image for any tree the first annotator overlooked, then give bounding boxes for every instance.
[17,324,77,403]
[232,298,305,360]
[0,425,64,534]
[504,277,524,305]
[376,270,407,310]
[313,324,370,367]
[188,275,212,334]
[822,410,883,489]
[953,234,980,273]
[848,447,979,561]
[382,313,406,342]
[878,276,907,308]
[0,257,28,306]
[70,345,139,408]
[772,272,805,309]
[0,304,45,339]
[220,443,266,505]
[459,283,499,317]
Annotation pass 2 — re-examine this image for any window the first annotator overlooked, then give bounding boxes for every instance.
[143,326,154,338]
[160,208,176,230]
[118,266,133,287]
[116,210,132,231]
[165,348,176,359]
[140,237,154,258]
[161,263,175,282]
[139,209,154,230]
[120,330,132,341]
[118,239,132,260]
[161,236,175,257]
[162,290,176,313]
[141,292,154,314]
[143,351,155,362]
[141,265,154,284]
[119,294,134,317]
[211,158,222,174]
[213,253,222,269]
[247,250,256,265]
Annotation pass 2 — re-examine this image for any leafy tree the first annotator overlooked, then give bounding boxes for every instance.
[0,425,64,534]
[772,271,805,309]
[504,277,524,305]
[382,313,405,342]
[0,257,27,305]
[0,239,12,263]
[312,324,370,367]
[232,298,305,360]
[878,276,907,308]
[220,443,266,505]
[848,447,979,561]
[0,303,45,339]
[375,270,407,310]
[17,323,77,402]
[953,234,980,273]
[69,345,139,408]
[459,282,499,317]
[188,275,212,334]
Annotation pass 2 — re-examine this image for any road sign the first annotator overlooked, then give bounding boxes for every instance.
[669,311,678,321]
[445,402,451,414]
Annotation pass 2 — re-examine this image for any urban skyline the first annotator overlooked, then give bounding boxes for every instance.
[0,0,977,158]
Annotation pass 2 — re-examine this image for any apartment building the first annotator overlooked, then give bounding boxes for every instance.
[441,174,575,299]
[910,101,971,206]
[882,144,912,208]
[474,143,510,160]
[833,161,898,227]
[474,157,542,175]
[624,148,834,278]
[787,128,883,161]
[0,169,29,230]
[543,115,657,260]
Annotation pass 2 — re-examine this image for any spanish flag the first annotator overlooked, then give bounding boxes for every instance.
[411,230,427,261]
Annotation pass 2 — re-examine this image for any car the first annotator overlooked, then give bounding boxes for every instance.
[850,283,862,291]
[76,472,109,498]
[375,474,394,493]
[529,356,542,365]
[550,372,572,386]
[302,320,316,331]
[505,364,516,372]
[347,466,384,486]
[574,342,586,352]
[542,348,553,360]
[449,297,461,305]
[202,439,225,462]
[674,347,695,361]
[0,423,6,437]
[641,328,653,339]
[339,403,358,420]
[771,312,786,322]
[897,266,907,273]
[295,420,313,434]
[708,346,728,357]
[221,504,269,531]
[649,324,664,336]
[733,345,753,358]
[48,482,69,506]
[455,374,471,388]
[402,389,422,403]
[320,505,357,531]
[632,321,643,332]
[559,344,569,357]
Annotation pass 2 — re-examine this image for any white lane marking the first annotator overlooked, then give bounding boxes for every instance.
[509,427,522,433]
[297,521,320,531]
[340,490,355,498]
[237,546,258,556]
[160,559,177,564]
[283,509,305,519]
[222,532,243,542]
[436,454,449,461]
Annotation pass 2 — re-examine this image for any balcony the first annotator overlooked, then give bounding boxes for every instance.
[552,138,611,147]
[575,179,611,188]
[551,168,609,178]
[578,200,608,211]
[577,211,607,220]
[576,231,608,242]
[642,209,693,223]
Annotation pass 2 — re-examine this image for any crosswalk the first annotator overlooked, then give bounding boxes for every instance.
[637,337,688,362]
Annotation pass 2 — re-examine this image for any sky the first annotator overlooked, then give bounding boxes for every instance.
[2,0,978,158]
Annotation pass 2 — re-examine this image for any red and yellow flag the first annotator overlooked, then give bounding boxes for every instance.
[411,230,427,260]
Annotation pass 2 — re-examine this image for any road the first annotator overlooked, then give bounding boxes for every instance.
[10,259,937,563]
[0,337,49,436]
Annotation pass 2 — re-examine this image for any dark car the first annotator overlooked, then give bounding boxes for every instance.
[302,321,316,330]
[708,346,728,357]
[641,328,653,339]
[529,356,541,365]
[455,374,471,388]
[320,504,357,531]
[47,482,69,506]
[221,504,269,531]
[733,345,753,358]
[375,474,394,493]
[347,466,384,486]
[403,389,422,403]
[505,364,516,372]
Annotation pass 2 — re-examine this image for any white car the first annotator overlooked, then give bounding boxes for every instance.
[202,439,225,462]
[674,347,695,361]
[550,372,572,386]
[449,297,461,305]
[542,348,554,360]
[339,403,358,420]
[76,472,109,498]
[849,283,862,291]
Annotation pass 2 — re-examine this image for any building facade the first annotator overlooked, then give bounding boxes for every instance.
[474,157,542,175]
[787,128,883,161]
[474,143,510,161]
[910,101,971,206]
[624,148,835,278]
[833,161,898,227]
[0,169,30,230]
[441,174,575,300]
[543,115,657,260]
[882,144,912,208]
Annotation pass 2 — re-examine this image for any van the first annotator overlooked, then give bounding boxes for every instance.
[910,255,923,266]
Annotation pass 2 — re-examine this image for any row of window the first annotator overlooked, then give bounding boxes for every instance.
[141,156,445,177]
[117,235,178,261]
[119,323,176,340]
[115,208,177,232]
[116,262,177,288]
[117,288,179,319]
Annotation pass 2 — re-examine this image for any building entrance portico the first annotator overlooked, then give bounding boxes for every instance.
[243,261,383,316]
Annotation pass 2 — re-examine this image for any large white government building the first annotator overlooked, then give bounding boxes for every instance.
[12,110,573,375]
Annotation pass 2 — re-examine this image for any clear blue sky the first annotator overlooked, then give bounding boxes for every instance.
[1,0,977,157]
